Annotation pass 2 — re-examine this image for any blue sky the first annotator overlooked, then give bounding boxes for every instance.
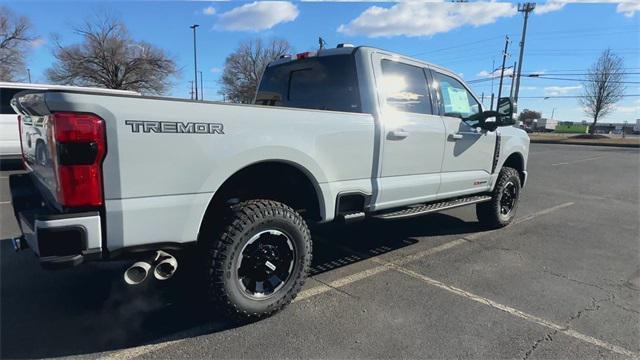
[5,0,640,123]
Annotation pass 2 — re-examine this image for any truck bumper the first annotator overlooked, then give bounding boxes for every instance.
[9,174,103,270]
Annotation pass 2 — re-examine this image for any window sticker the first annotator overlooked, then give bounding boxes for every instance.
[446,86,471,114]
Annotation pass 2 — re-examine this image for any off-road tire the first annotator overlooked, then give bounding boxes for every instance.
[204,199,312,320]
[476,167,521,229]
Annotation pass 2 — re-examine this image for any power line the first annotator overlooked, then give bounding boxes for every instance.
[518,94,640,99]
[526,76,640,84]
[410,35,504,57]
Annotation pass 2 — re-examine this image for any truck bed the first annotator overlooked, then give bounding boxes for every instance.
[14,91,375,252]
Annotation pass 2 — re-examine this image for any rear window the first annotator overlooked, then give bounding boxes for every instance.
[0,88,23,115]
[255,54,361,113]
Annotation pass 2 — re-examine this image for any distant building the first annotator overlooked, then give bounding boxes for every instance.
[592,122,636,135]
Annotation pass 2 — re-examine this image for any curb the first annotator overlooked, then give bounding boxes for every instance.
[530,139,640,148]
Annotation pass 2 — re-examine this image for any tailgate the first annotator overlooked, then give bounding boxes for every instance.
[12,91,107,210]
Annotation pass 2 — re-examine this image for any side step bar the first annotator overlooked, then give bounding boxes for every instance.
[372,195,492,220]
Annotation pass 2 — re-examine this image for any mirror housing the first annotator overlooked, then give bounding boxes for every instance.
[496,97,516,126]
[470,97,516,130]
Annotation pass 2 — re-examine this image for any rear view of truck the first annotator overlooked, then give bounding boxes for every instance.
[9,64,375,317]
[11,99,107,268]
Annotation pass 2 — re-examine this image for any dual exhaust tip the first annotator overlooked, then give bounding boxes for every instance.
[124,250,178,285]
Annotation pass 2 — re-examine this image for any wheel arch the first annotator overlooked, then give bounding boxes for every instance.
[197,159,325,243]
[501,152,526,186]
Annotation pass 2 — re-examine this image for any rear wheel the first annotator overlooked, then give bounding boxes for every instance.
[476,167,521,228]
[203,199,312,319]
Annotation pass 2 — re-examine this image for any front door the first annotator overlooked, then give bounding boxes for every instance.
[372,53,446,210]
[429,70,496,198]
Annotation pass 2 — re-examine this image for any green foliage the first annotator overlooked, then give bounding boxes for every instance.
[555,124,588,134]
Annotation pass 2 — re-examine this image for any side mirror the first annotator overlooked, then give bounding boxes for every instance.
[496,97,516,126]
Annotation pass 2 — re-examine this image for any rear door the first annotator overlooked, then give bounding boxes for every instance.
[372,53,446,210]
[0,87,23,157]
[429,70,496,198]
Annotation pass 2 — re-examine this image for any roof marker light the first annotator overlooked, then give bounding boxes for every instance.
[296,51,316,60]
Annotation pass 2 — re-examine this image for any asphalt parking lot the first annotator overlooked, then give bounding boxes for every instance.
[1,143,638,359]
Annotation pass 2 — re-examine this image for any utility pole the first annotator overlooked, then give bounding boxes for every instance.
[26,68,31,83]
[190,24,200,101]
[496,35,510,111]
[514,2,536,103]
[509,61,517,98]
[189,81,194,100]
[199,71,204,101]
[490,59,495,110]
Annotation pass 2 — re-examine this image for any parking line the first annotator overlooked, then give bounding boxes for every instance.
[389,264,637,358]
[298,202,574,301]
[101,202,574,360]
[552,156,604,166]
[0,201,11,205]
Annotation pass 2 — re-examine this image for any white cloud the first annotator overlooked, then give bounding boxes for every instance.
[210,67,222,74]
[544,85,582,96]
[216,1,299,32]
[617,1,640,17]
[614,105,639,114]
[535,1,638,17]
[337,1,516,38]
[30,38,46,49]
[477,67,514,78]
[535,1,568,15]
[202,6,216,15]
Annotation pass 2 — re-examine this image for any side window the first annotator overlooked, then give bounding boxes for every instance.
[432,72,480,119]
[381,60,431,114]
[0,88,22,115]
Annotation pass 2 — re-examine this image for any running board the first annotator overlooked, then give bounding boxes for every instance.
[372,195,492,220]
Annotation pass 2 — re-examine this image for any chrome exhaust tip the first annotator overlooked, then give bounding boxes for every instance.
[153,254,178,281]
[123,261,152,285]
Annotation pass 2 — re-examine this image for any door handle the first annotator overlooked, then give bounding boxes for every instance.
[388,129,409,139]
[449,133,464,141]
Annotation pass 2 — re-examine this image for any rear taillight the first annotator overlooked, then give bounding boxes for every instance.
[49,112,106,207]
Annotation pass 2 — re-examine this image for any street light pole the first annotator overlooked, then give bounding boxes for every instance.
[190,24,200,101]
[26,68,31,83]
[199,71,204,101]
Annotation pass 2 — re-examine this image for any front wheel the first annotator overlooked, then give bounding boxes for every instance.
[476,167,521,229]
[203,199,312,319]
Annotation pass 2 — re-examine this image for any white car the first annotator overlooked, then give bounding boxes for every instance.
[0,82,139,161]
[8,46,529,320]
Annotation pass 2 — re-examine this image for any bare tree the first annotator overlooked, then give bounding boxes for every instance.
[0,6,34,81]
[47,14,178,94]
[220,38,290,103]
[581,49,625,135]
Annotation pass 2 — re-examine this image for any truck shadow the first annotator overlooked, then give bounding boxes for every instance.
[0,213,482,359]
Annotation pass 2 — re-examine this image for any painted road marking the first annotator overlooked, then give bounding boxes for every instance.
[0,201,11,205]
[389,264,637,358]
[299,202,574,301]
[552,156,604,166]
[100,202,575,360]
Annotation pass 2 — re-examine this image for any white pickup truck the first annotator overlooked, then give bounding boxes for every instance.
[9,45,529,319]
